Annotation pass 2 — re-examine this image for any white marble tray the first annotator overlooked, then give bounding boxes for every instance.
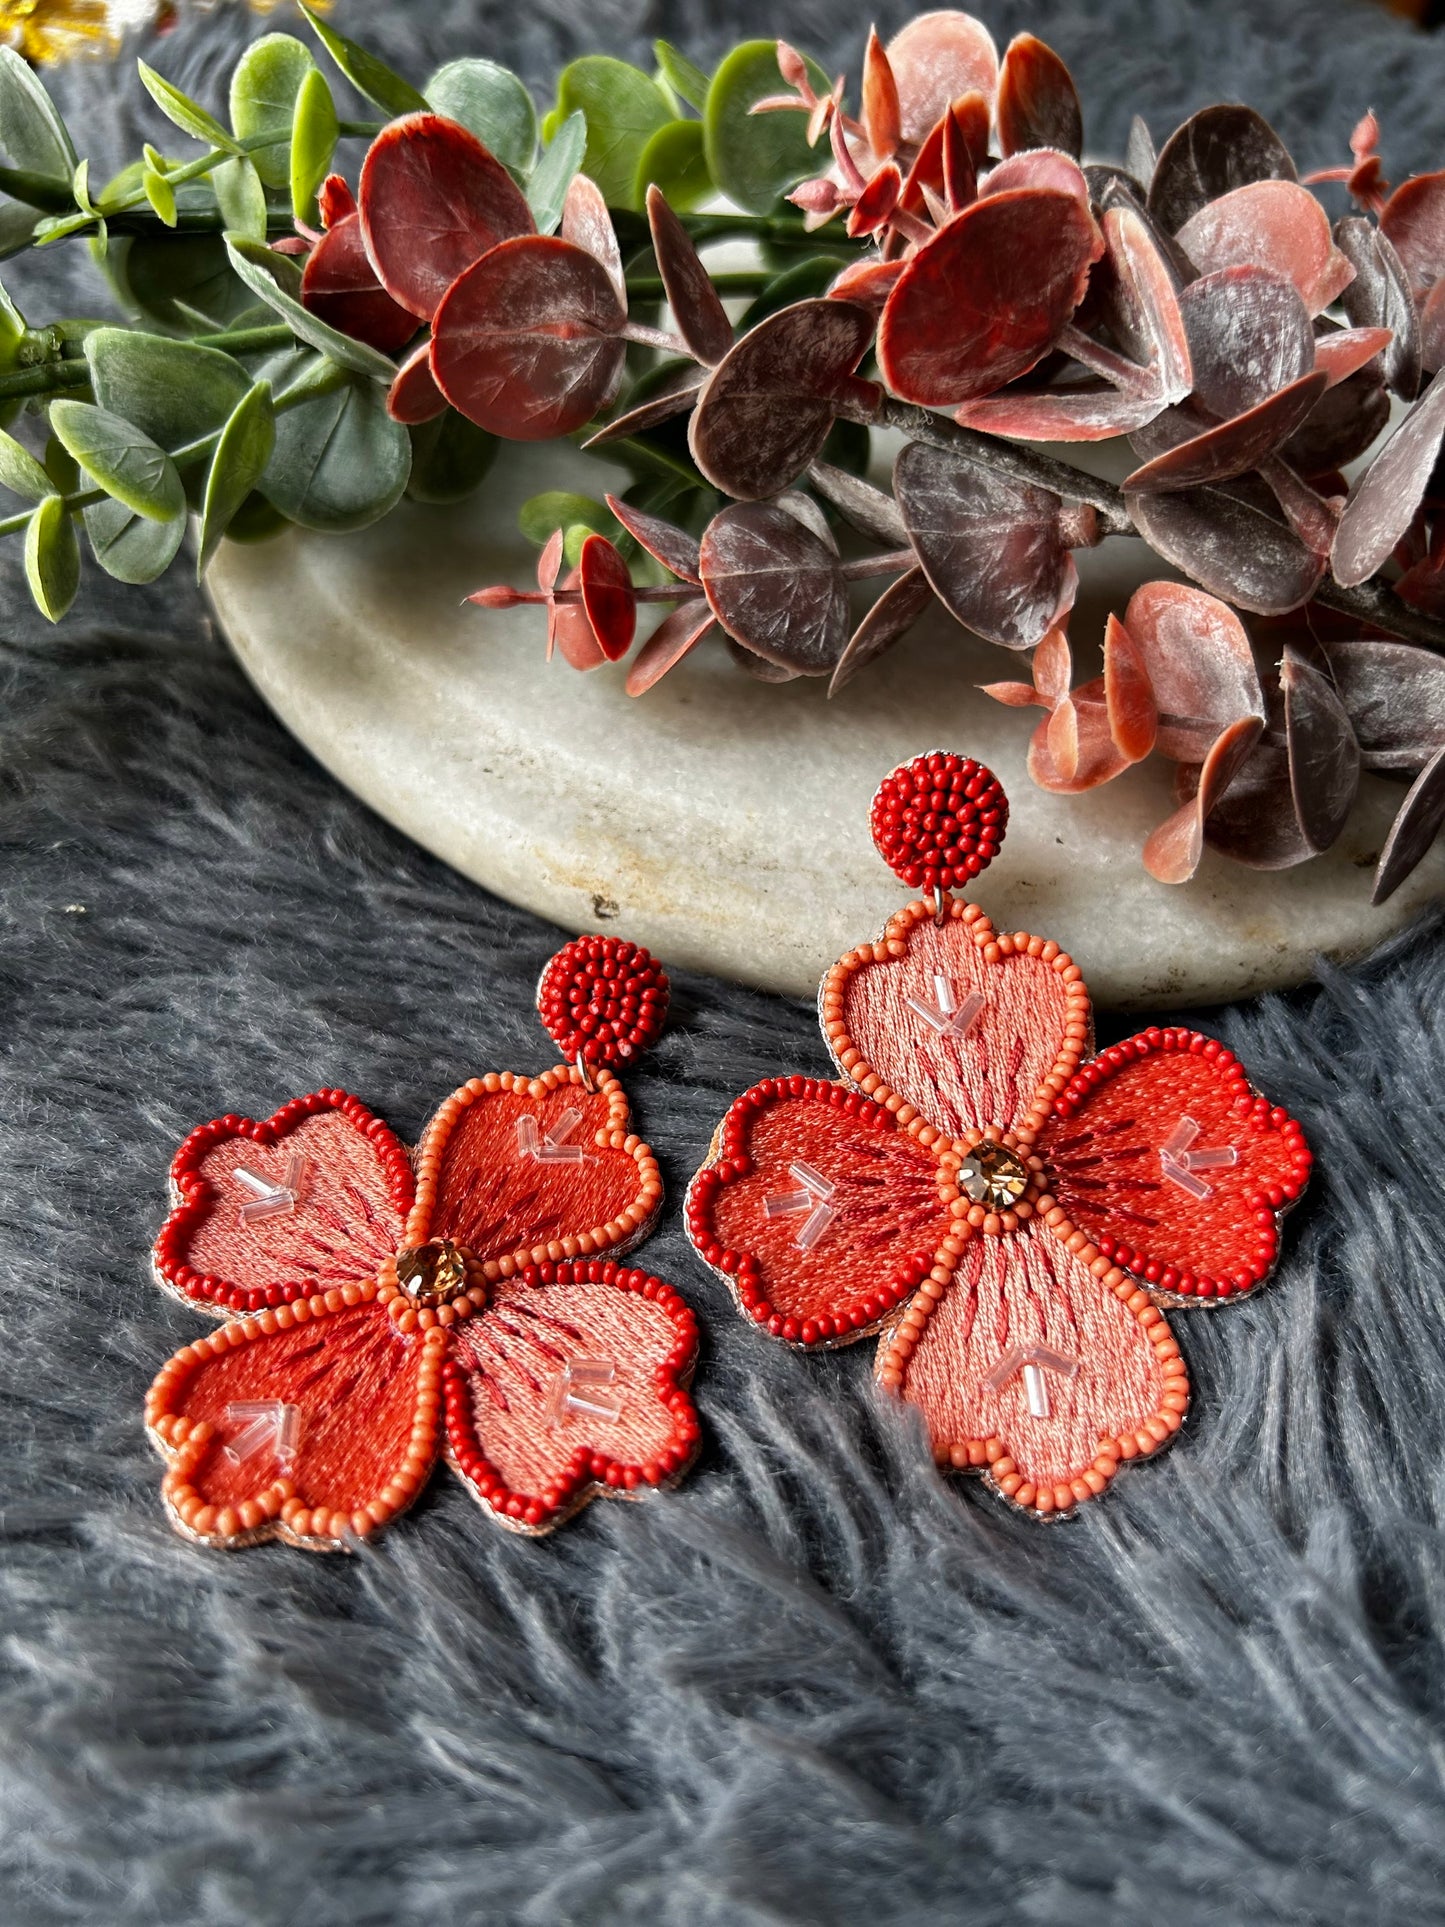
[205,438,1444,1009]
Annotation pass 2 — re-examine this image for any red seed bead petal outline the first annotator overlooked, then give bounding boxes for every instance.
[441,1258,702,1534]
[870,750,1010,891]
[684,1075,961,1350]
[535,935,671,1067]
[1041,1026,1312,1303]
[152,1090,416,1317]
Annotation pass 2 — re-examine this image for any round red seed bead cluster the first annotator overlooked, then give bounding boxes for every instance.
[869,752,1008,892]
[443,1260,700,1530]
[536,935,670,1068]
[154,1090,413,1313]
[1049,1027,1312,1300]
[687,1076,927,1346]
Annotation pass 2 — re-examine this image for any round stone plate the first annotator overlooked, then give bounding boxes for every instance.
[206,439,1444,1010]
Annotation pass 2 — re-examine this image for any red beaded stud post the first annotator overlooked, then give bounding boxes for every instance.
[536,934,670,1067]
[870,751,1008,892]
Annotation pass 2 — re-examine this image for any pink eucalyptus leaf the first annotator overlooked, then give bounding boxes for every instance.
[848,163,903,238]
[1379,170,1445,298]
[1147,105,1298,236]
[387,340,447,423]
[430,235,626,441]
[1123,371,1327,492]
[1373,741,1445,902]
[885,11,1000,143]
[1028,680,1132,792]
[1324,637,1445,770]
[900,91,989,217]
[1280,644,1360,853]
[980,678,1043,707]
[1336,216,1421,400]
[979,148,1090,205]
[828,565,937,694]
[645,185,732,368]
[605,494,701,583]
[358,112,534,321]
[299,212,419,355]
[537,527,564,594]
[954,383,1171,442]
[561,174,624,303]
[554,534,635,666]
[1177,266,1314,418]
[941,99,978,210]
[1143,714,1263,883]
[1033,624,1073,706]
[827,256,907,312]
[1331,368,1445,585]
[862,26,903,160]
[1122,580,1263,762]
[1103,610,1157,760]
[626,599,715,696]
[698,502,849,673]
[689,299,878,501]
[893,439,1077,650]
[995,35,1083,160]
[551,565,604,670]
[1104,206,1192,400]
[1175,181,1353,318]
[878,188,1103,406]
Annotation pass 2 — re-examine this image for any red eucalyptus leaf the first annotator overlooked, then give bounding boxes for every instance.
[885,10,1000,143]
[1143,714,1263,883]
[979,148,1090,205]
[561,175,624,302]
[1178,267,1313,419]
[1280,644,1360,853]
[698,502,849,673]
[318,173,355,228]
[829,564,937,694]
[862,26,903,160]
[1201,738,1314,869]
[1124,371,1326,492]
[1104,207,1192,400]
[585,378,703,447]
[901,91,989,217]
[828,256,907,312]
[1103,611,1157,761]
[605,494,701,583]
[1373,741,1445,903]
[1121,580,1263,763]
[1176,182,1353,318]
[1421,277,1445,375]
[955,384,1171,441]
[808,460,910,546]
[387,339,448,423]
[552,534,635,667]
[849,163,904,238]
[1379,170,1445,298]
[1331,369,1445,585]
[1280,364,1389,475]
[300,212,419,354]
[689,299,878,501]
[645,185,732,368]
[996,34,1082,161]
[1324,637,1445,770]
[893,439,1077,650]
[1125,478,1327,613]
[1258,455,1340,556]
[626,599,715,696]
[538,527,564,593]
[878,188,1102,406]
[1028,679,1132,792]
[1147,105,1298,237]
[1313,326,1393,388]
[430,235,626,440]
[358,112,534,322]
[1335,216,1421,400]
[941,99,978,210]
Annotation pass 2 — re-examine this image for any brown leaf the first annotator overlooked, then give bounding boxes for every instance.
[996,34,1082,160]
[1335,216,1421,401]
[1280,644,1360,852]
[893,439,1077,650]
[605,494,701,583]
[1178,267,1314,418]
[1331,369,1445,585]
[585,378,703,448]
[1201,738,1315,869]
[645,184,732,368]
[1323,637,1445,770]
[1147,104,1297,237]
[698,502,848,673]
[955,384,1174,442]
[1176,182,1354,318]
[1373,741,1445,902]
[1126,115,1157,189]
[808,461,909,546]
[1280,364,1390,475]
[829,565,937,694]
[1143,714,1263,882]
[1125,479,1326,613]
[1123,372,1326,492]
[1379,170,1445,298]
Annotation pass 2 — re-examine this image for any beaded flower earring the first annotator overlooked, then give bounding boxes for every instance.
[686,753,1310,1520]
[147,935,700,1550]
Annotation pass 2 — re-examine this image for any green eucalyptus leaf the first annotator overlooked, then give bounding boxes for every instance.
[212,154,268,243]
[739,253,848,327]
[425,58,537,179]
[143,167,178,227]
[83,494,185,583]
[49,398,186,521]
[299,3,427,117]
[0,427,56,501]
[653,41,710,113]
[86,327,249,455]
[224,235,396,380]
[136,60,240,154]
[0,204,38,263]
[519,490,612,548]
[0,45,77,185]
[42,434,78,494]
[24,492,78,622]
[229,33,316,191]
[405,408,497,504]
[290,65,338,222]
[224,489,288,542]
[634,119,711,211]
[705,39,829,213]
[555,56,671,209]
[108,232,255,332]
[526,110,585,236]
[71,158,93,214]
[198,378,275,574]
[34,210,96,246]
[257,347,410,531]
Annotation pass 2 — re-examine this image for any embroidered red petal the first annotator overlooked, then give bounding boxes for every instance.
[687,1077,956,1346]
[1037,1027,1311,1299]
[153,1090,414,1315]
[443,1259,700,1533]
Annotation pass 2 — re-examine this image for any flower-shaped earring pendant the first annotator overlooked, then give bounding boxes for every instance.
[686,753,1310,1519]
[147,936,700,1550]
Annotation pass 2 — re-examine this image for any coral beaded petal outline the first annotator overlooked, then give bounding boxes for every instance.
[147,935,701,1551]
[685,753,1311,1520]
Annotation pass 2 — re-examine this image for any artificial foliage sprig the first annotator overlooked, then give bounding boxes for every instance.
[2,9,1444,898]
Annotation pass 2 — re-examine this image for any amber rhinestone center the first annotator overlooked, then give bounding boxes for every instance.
[394,1238,470,1305]
[957,1142,1030,1210]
